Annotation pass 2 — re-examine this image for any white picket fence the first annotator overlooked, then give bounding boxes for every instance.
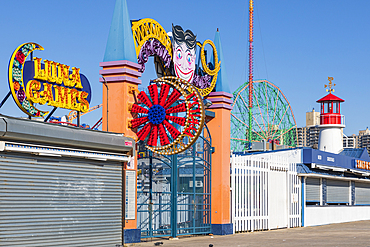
[231,154,301,233]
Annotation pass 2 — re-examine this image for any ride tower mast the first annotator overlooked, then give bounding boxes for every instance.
[248,0,254,149]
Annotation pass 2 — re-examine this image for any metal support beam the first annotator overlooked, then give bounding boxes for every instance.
[101,76,109,131]
[171,154,178,238]
[44,107,57,122]
[77,111,80,127]
[0,92,11,109]
[149,150,153,237]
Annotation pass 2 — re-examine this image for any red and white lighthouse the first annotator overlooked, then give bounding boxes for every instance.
[316,77,345,154]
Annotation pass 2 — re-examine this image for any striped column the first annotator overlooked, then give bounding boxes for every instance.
[99,59,141,240]
[206,91,233,235]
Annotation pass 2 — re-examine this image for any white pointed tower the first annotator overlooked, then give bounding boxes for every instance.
[317,77,345,154]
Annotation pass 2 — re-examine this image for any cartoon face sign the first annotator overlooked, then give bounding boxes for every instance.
[173,42,196,82]
[172,25,197,83]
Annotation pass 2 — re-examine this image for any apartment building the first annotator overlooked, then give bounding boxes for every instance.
[297,109,320,147]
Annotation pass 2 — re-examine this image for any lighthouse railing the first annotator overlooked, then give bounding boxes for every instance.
[320,114,345,125]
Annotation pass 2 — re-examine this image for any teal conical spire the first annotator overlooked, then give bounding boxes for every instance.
[103,0,137,62]
[212,28,230,93]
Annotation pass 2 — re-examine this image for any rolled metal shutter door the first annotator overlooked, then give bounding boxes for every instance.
[355,182,370,205]
[0,153,122,247]
[327,179,349,204]
[306,178,320,202]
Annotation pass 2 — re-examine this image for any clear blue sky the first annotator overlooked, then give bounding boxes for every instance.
[0,0,369,135]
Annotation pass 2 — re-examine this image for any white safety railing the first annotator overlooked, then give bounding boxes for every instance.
[231,154,301,233]
[288,162,301,228]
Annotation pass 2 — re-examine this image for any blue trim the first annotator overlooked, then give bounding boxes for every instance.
[301,148,303,164]
[302,148,370,172]
[123,229,141,243]
[212,223,233,235]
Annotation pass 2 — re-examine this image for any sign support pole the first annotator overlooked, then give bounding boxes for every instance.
[44,107,57,122]
[0,92,11,109]
[77,111,80,127]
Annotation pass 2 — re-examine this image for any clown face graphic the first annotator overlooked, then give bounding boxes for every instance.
[172,25,196,83]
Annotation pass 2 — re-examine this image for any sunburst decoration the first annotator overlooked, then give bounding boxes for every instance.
[130,76,205,155]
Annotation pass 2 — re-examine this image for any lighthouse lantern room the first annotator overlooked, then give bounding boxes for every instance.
[316,77,345,154]
[317,92,344,125]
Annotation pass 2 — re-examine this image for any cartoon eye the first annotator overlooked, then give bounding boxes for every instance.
[177,50,182,59]
[187,54,192,63]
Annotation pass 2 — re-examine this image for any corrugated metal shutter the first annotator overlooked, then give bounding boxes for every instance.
[0,153,122,247]
[355,182,370,205]
[327,179,349,204]
[306,178,320,202]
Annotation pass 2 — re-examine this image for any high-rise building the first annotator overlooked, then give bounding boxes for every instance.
[359,127,370,136]
[359,128,370,154]
[297,109,320,148]
[343,134,358,148]
[306,109,320,127]
[297,127,308,147]
[341,128,370,154]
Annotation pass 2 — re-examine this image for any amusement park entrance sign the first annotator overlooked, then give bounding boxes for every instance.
[129,19,220,155]
[8,42,91,118]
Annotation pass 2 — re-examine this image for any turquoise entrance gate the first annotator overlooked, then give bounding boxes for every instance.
[137,125,212,238]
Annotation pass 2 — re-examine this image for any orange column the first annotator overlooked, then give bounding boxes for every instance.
[99,60,141,240]
[206,91,233,235]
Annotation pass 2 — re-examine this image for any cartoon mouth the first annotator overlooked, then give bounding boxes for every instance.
[174,64,194,82]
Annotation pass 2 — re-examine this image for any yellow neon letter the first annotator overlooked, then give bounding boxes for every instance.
[26,80,41,103]
[39,83,55,106]
[78,91,89,113]
[33,57,47,81]
[57,64,71,87]
[54,85,70,108]
[48,60,57,83]
[70,89,80,111]
[69,67,83,89]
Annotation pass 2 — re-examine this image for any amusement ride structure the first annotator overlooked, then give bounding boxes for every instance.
[231,80,298,152]
[230,0,297,152]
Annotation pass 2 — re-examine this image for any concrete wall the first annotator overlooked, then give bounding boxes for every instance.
[305,206,370,226]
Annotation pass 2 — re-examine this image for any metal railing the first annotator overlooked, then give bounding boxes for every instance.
[320,114,345,125]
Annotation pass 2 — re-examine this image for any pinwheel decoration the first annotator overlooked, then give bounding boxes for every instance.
[130,76,205,155]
